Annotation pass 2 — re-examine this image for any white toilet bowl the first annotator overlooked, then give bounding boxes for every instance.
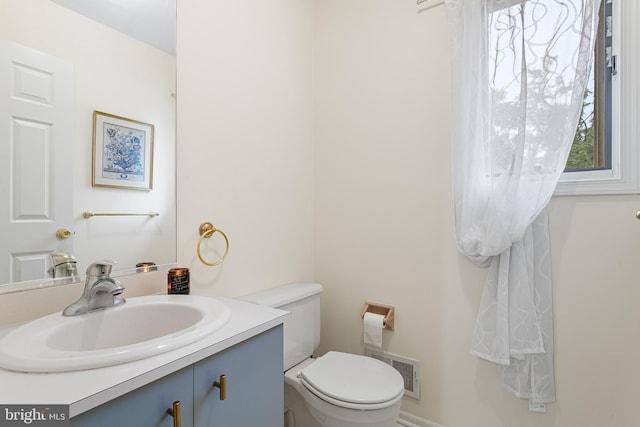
[284,352,404,427]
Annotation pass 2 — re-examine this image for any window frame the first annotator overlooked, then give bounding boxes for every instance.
[555,0,639,196]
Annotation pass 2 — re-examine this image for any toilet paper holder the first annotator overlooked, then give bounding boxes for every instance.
[361,302,394,331]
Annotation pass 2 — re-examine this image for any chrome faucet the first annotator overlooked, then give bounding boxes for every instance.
[48,252,80,283]
[62,261,125,316]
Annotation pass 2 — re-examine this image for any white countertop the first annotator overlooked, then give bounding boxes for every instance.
[0,296,288,417]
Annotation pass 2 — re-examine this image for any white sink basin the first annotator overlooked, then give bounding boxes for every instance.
[0,295,230,373]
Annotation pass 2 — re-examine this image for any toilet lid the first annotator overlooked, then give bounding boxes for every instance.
[299,351,405,406]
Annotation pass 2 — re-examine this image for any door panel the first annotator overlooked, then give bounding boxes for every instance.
[0,39,74,284]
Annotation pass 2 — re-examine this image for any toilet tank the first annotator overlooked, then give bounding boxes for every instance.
[239,283,322,371]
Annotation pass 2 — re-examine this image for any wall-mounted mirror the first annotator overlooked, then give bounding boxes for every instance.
[0,0,176,291]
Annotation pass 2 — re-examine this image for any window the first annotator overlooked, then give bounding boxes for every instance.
[565,1,612,172]
[555,0,640,195]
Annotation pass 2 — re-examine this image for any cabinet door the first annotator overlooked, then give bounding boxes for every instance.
[194,325,283,427]
[71,366,194,427]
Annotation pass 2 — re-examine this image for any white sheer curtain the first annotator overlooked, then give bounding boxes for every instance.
[445,0,601,403]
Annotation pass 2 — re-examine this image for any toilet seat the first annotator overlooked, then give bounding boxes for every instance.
[299,351,405,410]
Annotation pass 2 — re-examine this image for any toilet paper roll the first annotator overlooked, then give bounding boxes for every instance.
[363,312,385,347]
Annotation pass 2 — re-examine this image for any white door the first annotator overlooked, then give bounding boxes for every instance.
[0,39,74,284]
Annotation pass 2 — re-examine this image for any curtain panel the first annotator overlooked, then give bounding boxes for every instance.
[445,0,601,403]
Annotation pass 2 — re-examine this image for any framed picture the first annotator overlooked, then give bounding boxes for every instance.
[92,111,154,190]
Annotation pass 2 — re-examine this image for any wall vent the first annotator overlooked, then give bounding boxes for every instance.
[366,348,420,399]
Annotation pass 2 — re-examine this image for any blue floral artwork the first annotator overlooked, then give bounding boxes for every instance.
[101,123,146,182]
[92,111,153,190]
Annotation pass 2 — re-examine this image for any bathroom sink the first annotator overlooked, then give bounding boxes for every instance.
[0,294,231,373]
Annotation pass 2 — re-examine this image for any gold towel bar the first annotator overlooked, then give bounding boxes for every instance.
[83,211,159,218]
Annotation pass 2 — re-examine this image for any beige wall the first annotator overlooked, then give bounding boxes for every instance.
[176,0,316,296]
[314,1,640,427]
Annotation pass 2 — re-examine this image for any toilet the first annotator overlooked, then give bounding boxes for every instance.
[240,283,404,427]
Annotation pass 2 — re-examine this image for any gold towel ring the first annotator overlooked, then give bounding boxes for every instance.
[197,222,229,266]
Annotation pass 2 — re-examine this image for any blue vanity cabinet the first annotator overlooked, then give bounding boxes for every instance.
[70,365,194,427]
[194,326,284,427]
[70,325,283,427]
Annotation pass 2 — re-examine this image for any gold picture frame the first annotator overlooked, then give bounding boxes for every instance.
[92,111,154,190]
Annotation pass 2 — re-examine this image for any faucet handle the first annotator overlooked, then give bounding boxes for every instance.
[86,260,116,277]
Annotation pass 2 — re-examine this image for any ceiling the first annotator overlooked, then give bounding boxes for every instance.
[50,0,176,54]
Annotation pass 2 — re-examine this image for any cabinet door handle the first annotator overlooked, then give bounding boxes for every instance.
[213,374,227,400]
[166,401,181,427]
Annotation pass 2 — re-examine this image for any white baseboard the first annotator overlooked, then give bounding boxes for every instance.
[397,410,446,427]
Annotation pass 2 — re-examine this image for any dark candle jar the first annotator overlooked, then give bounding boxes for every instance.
[167,268,190,294]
